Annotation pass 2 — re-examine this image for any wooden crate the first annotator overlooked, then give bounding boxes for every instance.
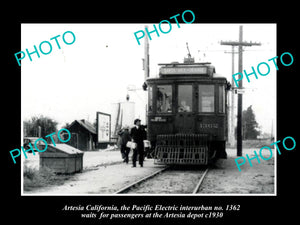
[39,144,84,174]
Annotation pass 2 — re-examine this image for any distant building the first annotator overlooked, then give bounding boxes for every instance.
[66,119,97,151]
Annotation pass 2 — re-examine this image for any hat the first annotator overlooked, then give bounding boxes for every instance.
[134,119,141,125]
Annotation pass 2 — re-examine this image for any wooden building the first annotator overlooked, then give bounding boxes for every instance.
[66,119,97,151]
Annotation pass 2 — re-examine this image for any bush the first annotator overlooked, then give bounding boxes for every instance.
[242,139,272,148]
[23,165,56,191]
[226,139,273,148]
[23,164,74,192]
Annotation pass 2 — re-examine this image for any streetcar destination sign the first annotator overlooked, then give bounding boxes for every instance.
[160,66,208,75]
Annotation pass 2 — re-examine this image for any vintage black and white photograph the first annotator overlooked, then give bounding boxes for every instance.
[20,23,276,196]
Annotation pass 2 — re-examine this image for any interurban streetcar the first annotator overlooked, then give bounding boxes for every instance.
[146,55,229,165]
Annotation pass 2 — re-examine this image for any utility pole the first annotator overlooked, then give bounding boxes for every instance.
[143,25,149,81]
[143,25,149,124]
[224,46,238,147]
[221,25,261,156]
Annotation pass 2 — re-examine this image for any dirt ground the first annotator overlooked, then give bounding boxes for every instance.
[199,148,275,194]
[23,147,275,195]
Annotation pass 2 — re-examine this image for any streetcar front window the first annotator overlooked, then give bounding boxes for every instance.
[199,84,214,112]
[157,85,172,113]
[178,85,193,112]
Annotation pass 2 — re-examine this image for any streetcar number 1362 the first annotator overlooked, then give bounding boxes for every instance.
[226,205,240,211]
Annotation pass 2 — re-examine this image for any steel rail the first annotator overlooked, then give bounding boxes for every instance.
[114,166,169,194]
[192,168,209,194]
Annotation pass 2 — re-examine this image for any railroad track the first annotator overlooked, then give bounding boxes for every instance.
[114,166,209,194]
[192,167,209,194]
[114,167,169,194]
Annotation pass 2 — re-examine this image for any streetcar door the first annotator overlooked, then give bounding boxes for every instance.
[174,84,195,133]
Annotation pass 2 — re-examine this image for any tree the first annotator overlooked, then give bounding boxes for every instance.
[24,115,58,137]
[242,105,260,139]
[62,122,70,129]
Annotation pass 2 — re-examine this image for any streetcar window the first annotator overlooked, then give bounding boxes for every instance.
[178,85,192,112]
[219,85,225,113]
[149,86,153,112]
[157,85,172,113]
[199,85,214,112]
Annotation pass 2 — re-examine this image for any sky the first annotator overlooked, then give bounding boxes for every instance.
[21,23,276,134]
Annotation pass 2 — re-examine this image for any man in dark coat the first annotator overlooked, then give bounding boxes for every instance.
[117,126,131,163]
[130,119,147,167]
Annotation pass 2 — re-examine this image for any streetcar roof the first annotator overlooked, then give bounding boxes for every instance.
[158,62,212,66]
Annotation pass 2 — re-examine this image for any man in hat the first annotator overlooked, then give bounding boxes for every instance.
[117,125,131,163]
[130,119,147,167]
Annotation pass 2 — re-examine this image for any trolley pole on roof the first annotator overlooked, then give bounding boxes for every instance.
[221,25,261,156]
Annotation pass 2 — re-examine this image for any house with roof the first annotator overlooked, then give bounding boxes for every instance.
[66,119,97,151]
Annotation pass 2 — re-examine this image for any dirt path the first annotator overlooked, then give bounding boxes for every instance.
[24,159,166,195]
